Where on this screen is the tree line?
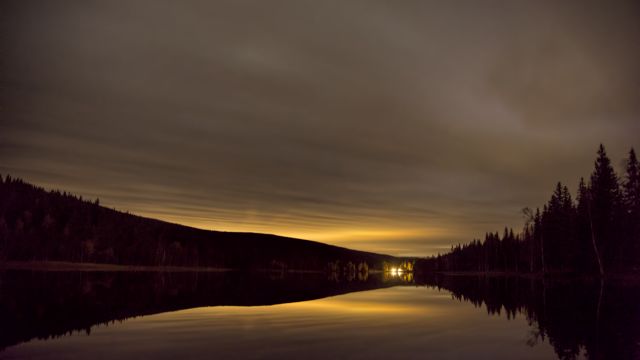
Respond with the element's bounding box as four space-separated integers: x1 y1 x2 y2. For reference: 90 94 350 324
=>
416 145 640 276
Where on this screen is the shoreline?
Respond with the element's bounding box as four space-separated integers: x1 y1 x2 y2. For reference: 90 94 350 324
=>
427 270 640 283
0 261 337 274
1 261 235 272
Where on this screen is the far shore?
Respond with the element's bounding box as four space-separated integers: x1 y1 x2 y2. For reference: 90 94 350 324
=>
0 261 241 272
0 261 339 273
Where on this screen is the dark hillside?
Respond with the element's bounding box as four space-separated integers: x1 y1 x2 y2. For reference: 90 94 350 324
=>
0 175 397 271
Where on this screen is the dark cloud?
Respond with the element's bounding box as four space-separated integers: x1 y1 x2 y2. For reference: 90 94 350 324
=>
1 0 639 256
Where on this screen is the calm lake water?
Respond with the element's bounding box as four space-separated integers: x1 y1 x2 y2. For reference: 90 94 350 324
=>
0 271 638 359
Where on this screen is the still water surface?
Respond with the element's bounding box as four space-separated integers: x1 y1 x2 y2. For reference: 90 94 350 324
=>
0 271 637 359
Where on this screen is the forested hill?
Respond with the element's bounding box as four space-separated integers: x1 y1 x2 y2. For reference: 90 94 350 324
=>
416 145 640 276
0 175 397 271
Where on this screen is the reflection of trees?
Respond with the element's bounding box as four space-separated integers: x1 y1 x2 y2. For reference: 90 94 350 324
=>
383 271 414 283
326 261 373 282
417 274 640 360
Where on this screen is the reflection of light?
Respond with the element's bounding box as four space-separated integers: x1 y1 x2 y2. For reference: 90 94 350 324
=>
389 268 403 276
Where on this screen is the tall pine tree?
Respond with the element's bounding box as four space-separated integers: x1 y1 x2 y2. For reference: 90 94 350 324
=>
575 178 597 272
589 144 621 273
623 148 640 267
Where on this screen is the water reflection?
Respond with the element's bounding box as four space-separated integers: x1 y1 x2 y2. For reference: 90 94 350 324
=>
1 270 639 359
418 274 640 359
384 268 414 283
0 269 410 350
1 279 555 360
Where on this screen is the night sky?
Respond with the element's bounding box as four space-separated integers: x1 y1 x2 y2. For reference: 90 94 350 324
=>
1 1 639 256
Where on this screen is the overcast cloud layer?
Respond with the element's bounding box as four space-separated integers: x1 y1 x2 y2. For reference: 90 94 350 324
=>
1 0 639 256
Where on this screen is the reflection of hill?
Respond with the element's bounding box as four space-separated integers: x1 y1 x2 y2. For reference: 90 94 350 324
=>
0 270 411 350
416 274 640 360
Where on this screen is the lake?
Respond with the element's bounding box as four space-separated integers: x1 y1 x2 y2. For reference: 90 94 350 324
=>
0 270 638 359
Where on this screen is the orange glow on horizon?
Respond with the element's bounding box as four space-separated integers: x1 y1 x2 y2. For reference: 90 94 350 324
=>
129 209 446 256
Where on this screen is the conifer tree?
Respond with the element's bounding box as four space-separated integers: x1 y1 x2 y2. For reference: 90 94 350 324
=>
623 148 640 266
589 144 621 273
623 148 640 217
575 178 595 272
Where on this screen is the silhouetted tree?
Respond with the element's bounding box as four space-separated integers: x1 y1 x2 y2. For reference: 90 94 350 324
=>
623 148 640 267
575 178 597 273
541 182 576 272
589 144 622 273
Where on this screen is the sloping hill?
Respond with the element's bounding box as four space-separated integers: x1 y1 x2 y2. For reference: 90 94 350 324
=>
0 175 397 270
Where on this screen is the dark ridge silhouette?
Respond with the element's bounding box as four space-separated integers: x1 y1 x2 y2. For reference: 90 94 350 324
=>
0 269 413 350
416 274 640 360
416 145 640 276
0 175 405 271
